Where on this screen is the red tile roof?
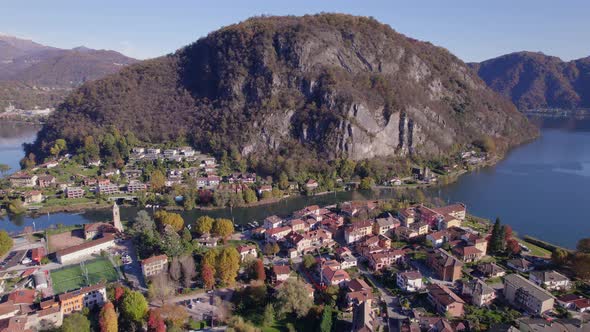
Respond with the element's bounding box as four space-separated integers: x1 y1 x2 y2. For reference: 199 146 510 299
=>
141 254 168 266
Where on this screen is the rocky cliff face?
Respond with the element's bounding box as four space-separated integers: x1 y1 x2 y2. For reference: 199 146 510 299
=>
471 51 590 110
33 14 537 161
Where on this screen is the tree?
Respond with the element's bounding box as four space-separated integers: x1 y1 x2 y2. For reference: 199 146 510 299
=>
20 152 36 169
552 248 570 266
133 210 155 236
0 164 10 178
319 306 333 332
182 227 192 242
169 257 182 282
577 238 590 254
243 188 258 204
263 303 275 327
212 218 234 240
148 273 175 305
263 243 275 257
217 247 240 286
503 225 514 241
278 172 289 190
201 262 215 289
276 279 313 318
272 243 280 257
302 254 316 270
489 218 504 254
150 170 166 193
50 138 67 158
0 231 13 257
179 254 197 288
61 313 90 332
160 303 189 328
359 177 375 190
195 216 214 235
114 286 125 304
99 302 118 332
155 210 184 232
147 308 166 332
572 253 590 280
121 290 148 323
254 259 266 281
161 226 184 257
82 136 100 162
506 238 521 255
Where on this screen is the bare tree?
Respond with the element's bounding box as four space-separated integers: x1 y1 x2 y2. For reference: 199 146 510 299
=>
179 254 197 288
169 257 182 282
148 273 175 305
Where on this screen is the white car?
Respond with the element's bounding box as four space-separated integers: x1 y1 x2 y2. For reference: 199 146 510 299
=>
21 258 31 265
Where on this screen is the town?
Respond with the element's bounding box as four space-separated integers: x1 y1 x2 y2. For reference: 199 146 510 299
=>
0 192 588 332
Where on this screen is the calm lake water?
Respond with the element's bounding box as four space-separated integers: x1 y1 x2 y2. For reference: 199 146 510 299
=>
0 119 588 248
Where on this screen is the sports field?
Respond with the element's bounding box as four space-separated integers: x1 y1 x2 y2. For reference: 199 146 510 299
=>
50 257 119 294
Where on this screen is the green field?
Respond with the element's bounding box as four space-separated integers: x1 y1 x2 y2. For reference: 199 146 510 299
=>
50 257 119 294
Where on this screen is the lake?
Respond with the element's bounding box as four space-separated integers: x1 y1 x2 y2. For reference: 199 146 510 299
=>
0 119 588 248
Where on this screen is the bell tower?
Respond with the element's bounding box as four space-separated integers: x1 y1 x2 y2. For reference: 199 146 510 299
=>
113 202 123 233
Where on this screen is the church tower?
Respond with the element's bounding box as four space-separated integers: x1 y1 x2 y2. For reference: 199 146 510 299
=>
112 202 123 233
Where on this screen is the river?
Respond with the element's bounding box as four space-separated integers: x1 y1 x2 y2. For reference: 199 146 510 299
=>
0 119 588 248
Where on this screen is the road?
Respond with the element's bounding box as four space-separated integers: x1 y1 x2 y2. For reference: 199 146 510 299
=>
358 267 407 332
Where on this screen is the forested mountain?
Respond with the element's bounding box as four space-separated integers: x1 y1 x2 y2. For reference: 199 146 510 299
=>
31 14 537 169
0 34 137 110
471 52 590 110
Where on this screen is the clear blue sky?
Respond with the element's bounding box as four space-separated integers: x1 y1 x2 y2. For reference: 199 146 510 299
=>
3 0 589 62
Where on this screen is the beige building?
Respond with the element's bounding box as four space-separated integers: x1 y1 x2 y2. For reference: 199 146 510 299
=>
56 234 116 264
141 254 168 278
504 274 555 314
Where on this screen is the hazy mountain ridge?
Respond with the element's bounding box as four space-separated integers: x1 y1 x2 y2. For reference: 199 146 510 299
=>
0 34 137 110
471 51 590 110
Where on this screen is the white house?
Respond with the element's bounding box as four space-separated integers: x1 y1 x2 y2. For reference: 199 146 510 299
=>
397 271 423 292
529 270 571 291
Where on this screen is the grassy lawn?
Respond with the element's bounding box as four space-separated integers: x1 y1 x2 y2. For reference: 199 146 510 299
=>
51 257 119 294
43 197 95 207
518 239 551 258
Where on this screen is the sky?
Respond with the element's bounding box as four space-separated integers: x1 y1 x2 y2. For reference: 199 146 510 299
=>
2 0 589 62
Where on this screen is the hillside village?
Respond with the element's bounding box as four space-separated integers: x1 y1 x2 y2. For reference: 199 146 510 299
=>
0 195 587 332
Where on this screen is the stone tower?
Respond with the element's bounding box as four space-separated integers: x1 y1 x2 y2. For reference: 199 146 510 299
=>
112 202 123 233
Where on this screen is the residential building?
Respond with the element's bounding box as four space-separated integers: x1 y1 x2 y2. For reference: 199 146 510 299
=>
236 245 257 262
272 265 290 282
23 191 43 204
344 220 374 244
264 226 291 242
426 231 448 248
126 180 147 193
462 279 496 306
337 250 358 270
305 179 319 191
476 262 506 279
529 270 571 291
83 222 116 240
397 270 424 292
141 255 168 278
427 284 465 318
507 258 534 273
398 207 417 227
368 250 404 271
351 299 377 332
321 266 350 286
257 185 272 195
285 229 334 254
9 173 37 187
427 249 464 282
503 274 555 314
55 234 116 264
97 183 119 195
434 203 467 221
59 284 107 315
65 186 85 199
346 278 373 308
37 175 56 188
557 294 590 312
288 218 308 232
452 245 484 263
373 214 400 235
263 215 283 229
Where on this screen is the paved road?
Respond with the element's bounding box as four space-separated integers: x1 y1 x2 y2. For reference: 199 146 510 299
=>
358 267 407 332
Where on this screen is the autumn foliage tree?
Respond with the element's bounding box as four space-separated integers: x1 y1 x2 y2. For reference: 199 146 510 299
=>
147 309 166 332
202 263 215 289
160 303 189 328
99 302 118 332
150 170 166 193
255 259 266 281
212 218 234 241
195 215 214 235
154 210 184 232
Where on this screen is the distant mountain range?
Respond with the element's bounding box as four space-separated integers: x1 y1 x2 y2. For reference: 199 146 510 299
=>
0 34 137 110
470 52 590 111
